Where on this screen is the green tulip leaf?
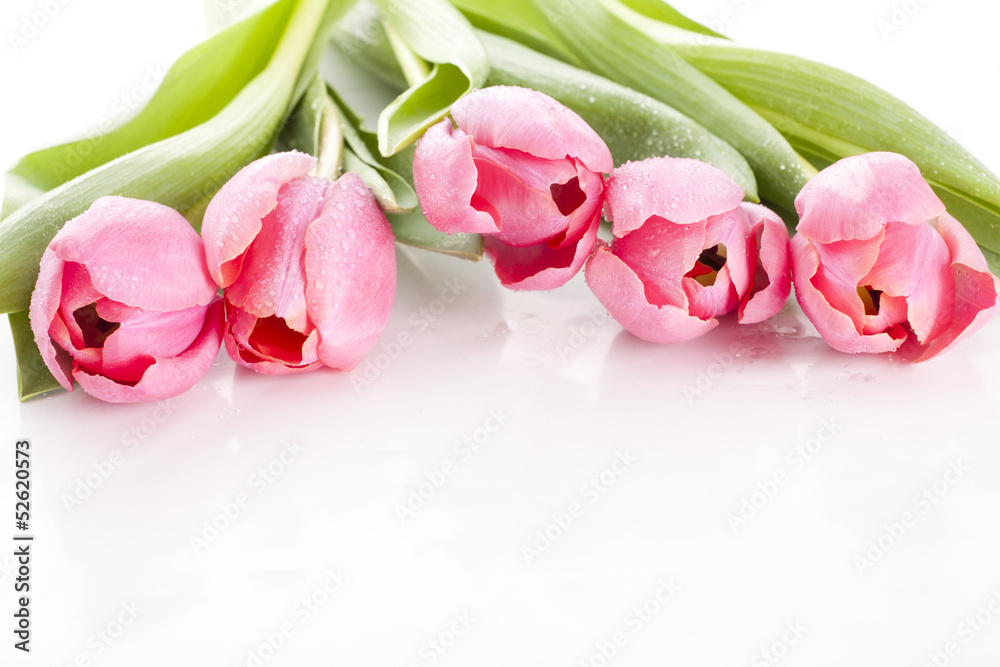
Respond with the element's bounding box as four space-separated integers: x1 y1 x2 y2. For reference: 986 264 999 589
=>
610 0 724 38
448 0 578 63
480 31 757 200
605 0 1000 259
0 0 350 316
519 0 814 212
372 0 488 156
3 0 299 214
387 208 484 261
8 311 61 401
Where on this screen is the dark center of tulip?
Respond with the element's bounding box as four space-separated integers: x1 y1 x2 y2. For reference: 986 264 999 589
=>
549 177 586 216
858 285 882 316
73 303 120 348
686 244 728 287
247 315 308 365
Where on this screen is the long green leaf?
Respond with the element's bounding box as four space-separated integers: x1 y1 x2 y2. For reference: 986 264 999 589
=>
479 31 757 200
331 2 409 91
0 0 344 317
612 0 724 38
695 49 1000 257
606 1 1000 259
2 0 298 214
372 0 488 156
8 312 61 400
519 0 814 211
448 0 580 63
983 248 1000 278
387 208 484 260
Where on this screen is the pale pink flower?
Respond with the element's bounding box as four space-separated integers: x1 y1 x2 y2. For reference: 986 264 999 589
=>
585 157 790 343
30 197 223 402
790 152 1000 360
201 152 397 374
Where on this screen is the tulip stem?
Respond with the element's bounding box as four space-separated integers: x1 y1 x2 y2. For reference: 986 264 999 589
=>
316 97 345 180
269 0 332 78
384 23 431 88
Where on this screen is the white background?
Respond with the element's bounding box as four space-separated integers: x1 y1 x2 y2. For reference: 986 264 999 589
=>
1 1 1000 665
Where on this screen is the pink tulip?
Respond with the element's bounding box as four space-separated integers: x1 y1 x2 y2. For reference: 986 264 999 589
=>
413 86 613 290
790 152 1000 360
201 152 397 374
29 197 224 403
585 158 791 343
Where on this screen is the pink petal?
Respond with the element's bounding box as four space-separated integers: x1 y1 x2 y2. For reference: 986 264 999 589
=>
58 262 104 350
225 177 326 333
557 163 607 249
305 172 397 371
99 304 210 385
202 151 316 287
908 213 1000 361
605 157 745 236
585 245 717 343
28 248 74 391
413 119 499 235
451 86 613 174
703 208 750 291
936 211 994 273
811 236 882 292
611 215 705 309
862 292 908 336
911 267 999 362
862 221 952 344
790 234 904 354
806 232 885 333
470 146 572 246
223 305 322 374
484 211 600 291
685 208 750 320
53 196 217 311
74 299 225 403
794 152 945 244
738 203 791 324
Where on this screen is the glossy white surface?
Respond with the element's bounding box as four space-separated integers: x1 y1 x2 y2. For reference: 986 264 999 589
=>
2 1 1000 665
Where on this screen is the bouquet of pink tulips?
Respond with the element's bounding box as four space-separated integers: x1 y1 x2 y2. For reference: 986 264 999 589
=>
1 0 998 403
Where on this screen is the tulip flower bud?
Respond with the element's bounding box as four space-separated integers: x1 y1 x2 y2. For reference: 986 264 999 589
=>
586 157 791 343
29 197 224 402
790 152 1000 360
202 151 397 374
414 85 613 290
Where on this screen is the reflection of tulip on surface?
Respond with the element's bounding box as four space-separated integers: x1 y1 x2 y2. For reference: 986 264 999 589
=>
586 157 791 344
414 85 613 290
30 197 224 402
790 152 1000 361
202 151 397 375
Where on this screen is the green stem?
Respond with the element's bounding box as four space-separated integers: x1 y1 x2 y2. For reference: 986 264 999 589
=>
270 0 334 75
316 98 345 179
